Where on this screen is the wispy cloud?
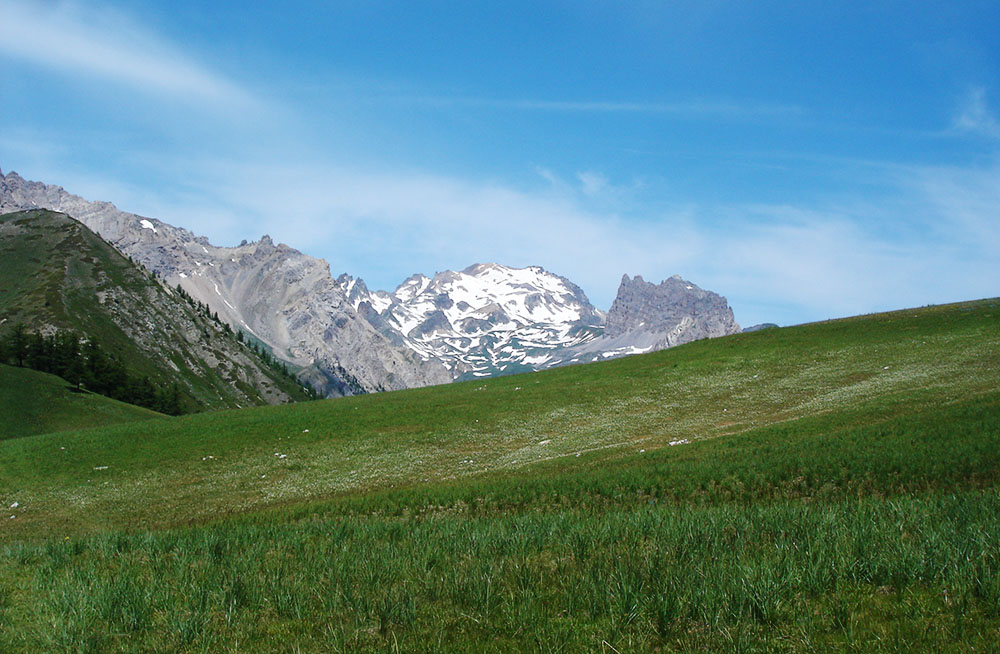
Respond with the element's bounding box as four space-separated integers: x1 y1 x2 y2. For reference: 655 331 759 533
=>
952 88 1000 140
0 1 253 106
410 95 804 119
903 160 1000 255
72 150 992 327
576 171 608 196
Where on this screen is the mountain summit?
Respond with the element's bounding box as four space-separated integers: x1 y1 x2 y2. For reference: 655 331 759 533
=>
339 263 605 380
605 274 741 345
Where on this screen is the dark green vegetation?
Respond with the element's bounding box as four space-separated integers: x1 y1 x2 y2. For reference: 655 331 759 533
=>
0 210 315 415
0 325 185 416
0 299 997 651
0 364 163 440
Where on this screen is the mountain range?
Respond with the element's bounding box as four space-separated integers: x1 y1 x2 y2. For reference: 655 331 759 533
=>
1 168 742 396
338 266 742 380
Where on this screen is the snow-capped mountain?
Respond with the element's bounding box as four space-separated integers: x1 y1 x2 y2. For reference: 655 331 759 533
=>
338 263 605 379
340 267 743 379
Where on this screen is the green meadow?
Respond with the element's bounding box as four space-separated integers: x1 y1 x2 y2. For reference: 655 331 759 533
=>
1 299 998 651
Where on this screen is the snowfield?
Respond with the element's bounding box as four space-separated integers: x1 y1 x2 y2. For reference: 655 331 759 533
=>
338 263 606 379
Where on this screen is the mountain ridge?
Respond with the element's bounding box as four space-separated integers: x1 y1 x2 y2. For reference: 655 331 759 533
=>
1 169 451 396
0 208 313 411
338 263 742 378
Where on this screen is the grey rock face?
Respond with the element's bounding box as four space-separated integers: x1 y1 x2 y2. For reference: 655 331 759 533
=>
544 274 741 366
1 169 450 396
605 274 741 347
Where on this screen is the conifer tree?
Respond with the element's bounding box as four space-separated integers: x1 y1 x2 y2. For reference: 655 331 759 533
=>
8 323 28 367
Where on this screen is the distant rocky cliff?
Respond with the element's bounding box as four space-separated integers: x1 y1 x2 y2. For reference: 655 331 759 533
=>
605 274 741 347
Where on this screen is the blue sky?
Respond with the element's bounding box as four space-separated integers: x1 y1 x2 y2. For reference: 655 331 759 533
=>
2 0 997 326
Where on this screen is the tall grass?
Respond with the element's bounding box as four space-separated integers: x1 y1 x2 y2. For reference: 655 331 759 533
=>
1 392 998 651
2 490 998 652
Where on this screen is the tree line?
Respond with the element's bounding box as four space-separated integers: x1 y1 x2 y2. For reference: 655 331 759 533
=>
0 324 185 415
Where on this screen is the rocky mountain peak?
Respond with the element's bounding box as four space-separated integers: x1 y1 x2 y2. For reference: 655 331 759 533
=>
337 263 608 379
605 273 740 345
461 262 496 275
395 273 432 302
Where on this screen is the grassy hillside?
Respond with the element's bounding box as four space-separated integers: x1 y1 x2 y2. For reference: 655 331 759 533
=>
0 209 315 411
0 364 164 440
0 299 997 651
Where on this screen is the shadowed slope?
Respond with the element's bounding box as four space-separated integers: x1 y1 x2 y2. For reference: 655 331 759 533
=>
0 364 164 440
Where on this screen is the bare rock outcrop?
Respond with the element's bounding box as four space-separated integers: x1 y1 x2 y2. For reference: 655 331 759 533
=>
605 274 741 347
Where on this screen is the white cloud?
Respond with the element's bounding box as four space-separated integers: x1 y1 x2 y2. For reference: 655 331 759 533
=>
576 171 608 196
105 153 996 328
7 121 996 328
904 161 1000 255
0 1 253 106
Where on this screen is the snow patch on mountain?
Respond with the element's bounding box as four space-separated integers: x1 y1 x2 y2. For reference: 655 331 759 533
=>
338 263 606 379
